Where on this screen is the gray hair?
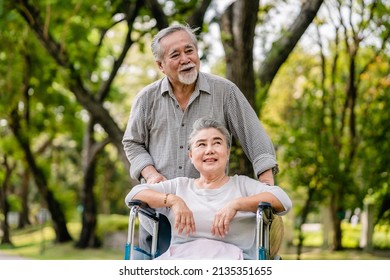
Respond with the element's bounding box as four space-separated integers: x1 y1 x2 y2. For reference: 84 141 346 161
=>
151 24 199 61
188 118 232 150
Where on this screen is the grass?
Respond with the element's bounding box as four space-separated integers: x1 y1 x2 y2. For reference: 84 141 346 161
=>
280 221 390 260
281 248 390 260
0 215 127 260
1 216 389 260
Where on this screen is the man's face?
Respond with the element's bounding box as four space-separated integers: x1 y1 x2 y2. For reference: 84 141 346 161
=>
157 30 200 86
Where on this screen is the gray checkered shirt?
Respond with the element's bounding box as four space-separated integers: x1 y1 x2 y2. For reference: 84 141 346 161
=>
122 72 278 181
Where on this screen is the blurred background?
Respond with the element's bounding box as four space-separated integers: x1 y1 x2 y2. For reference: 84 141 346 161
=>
0 0 389 260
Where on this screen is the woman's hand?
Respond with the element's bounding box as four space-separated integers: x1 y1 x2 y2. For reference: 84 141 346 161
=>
170 196 196 236
211 201 238 238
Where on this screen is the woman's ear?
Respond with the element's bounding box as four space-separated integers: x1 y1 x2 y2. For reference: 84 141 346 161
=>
188 150 193 163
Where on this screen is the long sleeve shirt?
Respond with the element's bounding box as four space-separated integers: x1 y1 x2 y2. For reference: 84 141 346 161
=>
122 72 278 181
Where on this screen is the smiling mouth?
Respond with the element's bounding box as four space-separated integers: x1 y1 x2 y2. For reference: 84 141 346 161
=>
181 67 193 73
203 158 217 162
180 63 195 72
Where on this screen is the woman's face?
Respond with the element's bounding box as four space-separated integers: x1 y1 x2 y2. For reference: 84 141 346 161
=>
188 128 230 176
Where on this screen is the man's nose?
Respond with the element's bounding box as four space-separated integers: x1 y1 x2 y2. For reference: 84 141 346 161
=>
179 53 191 63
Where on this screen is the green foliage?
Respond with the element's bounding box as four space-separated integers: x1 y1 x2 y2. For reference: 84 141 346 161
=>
6 194 22 212
292 221 390 250
268 0 390 234
1 0 388 252
97 214 129 235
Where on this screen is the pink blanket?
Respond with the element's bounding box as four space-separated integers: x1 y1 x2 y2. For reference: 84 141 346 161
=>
156 238 243 260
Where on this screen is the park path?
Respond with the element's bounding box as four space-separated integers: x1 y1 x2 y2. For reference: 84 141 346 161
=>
0 250 29 260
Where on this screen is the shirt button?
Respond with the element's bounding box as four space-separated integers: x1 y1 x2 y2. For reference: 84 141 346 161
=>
181 123 184 127
179 166 182 169
180 146 183 149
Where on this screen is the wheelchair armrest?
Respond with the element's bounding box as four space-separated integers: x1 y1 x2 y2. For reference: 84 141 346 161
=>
127 199 159 222
257 201 284 260
258 201 274 223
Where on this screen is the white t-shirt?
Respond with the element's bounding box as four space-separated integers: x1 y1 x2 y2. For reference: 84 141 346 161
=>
126 175 291 259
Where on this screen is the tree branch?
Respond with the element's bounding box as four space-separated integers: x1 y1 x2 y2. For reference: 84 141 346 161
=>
258 0 324 86
97 0 143 101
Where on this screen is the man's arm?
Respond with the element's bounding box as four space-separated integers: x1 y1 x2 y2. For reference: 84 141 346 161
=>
225 84 279 179
122 93 155 181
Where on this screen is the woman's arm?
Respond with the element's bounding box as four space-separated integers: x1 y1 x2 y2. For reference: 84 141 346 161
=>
211 192 285 238
132 189 171 209
229 192 286 213
133 189 196 236
211 182 292 238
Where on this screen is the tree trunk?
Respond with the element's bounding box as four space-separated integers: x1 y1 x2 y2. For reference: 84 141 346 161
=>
258 0 324 87
219 0 259 106
9 109 72 243
19 168 31 228
296 186 316 259
76 119 109 248
219 0 260 177
257 0 324 115
330 190 343 250
75 159 99 248
218 0 324 177
0 156 14 245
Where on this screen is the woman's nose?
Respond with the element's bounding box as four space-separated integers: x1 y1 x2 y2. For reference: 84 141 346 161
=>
205 144 214 154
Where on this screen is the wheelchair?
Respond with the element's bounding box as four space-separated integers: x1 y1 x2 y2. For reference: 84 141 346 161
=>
124 199 283 260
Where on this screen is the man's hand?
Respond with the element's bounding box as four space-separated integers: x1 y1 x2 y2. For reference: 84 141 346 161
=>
258 168 274 186
141 165 167 184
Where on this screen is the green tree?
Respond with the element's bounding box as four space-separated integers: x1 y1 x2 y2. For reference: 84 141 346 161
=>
2 0 324 250
272 0 390 255
219 0 324 176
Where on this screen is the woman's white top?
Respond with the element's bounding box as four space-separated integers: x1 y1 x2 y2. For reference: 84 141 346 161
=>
126 175 292 259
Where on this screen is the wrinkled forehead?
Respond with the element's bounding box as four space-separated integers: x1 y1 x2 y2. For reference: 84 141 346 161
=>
160 31 196 50
193 128 225 142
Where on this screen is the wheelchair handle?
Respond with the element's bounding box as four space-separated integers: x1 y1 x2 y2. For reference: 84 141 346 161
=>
128 199 154 210
128 199 159 222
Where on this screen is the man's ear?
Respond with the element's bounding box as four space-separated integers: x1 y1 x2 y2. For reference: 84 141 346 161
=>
156 61 164 72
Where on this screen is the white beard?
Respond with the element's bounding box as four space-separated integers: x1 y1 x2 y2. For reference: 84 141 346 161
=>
179 68 198 85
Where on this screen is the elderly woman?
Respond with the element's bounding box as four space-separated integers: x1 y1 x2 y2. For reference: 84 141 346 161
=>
125 118 292 259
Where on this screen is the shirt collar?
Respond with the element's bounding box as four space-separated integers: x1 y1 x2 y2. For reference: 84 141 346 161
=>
160 72 212 96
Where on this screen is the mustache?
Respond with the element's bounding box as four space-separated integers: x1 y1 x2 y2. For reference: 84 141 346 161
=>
179 63 196 71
